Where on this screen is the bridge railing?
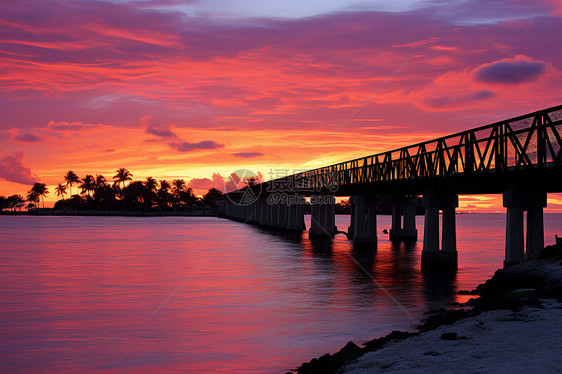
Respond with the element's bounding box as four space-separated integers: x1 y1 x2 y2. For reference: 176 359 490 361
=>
236 105 562 195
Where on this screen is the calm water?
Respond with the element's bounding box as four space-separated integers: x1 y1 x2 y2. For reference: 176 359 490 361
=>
1 214 560 373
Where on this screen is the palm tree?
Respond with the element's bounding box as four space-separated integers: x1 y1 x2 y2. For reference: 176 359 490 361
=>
12 195 25 211
31 183 49 209
80 175 95 197
144 177 158 210
172 179 186 212
64 171 79 197
55 183 67 209
26 191 38 211
145 177 157 192
113 168 133 189
159 179 171 193
157 180 171 211
172 179 186 194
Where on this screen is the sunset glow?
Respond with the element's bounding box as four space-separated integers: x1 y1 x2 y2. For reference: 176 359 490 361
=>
1 0 561 210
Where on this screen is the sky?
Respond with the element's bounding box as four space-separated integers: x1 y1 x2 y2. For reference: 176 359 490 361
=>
1 0 562 211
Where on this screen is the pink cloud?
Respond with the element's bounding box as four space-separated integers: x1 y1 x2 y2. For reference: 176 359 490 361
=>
233 152 264 158
168 140 224 152
188 173 226 193
0 152 37 185
146 123 177 138
48 120 98 131
13 131 41 142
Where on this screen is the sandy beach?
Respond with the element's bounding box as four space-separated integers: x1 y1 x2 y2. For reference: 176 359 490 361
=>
294 243 562 374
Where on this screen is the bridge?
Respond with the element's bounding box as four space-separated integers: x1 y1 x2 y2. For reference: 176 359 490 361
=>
217 104 562 270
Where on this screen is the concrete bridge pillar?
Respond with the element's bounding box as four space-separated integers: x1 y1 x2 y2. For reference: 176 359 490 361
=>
236 204 242 220
257 199 267 225
248 204 256 223
276 204 288 228
251 202 259 224
352 194 377 247
216 200 226 217
287 202 305 232
503 190 547 266
270 203 280 227
389 196 418 240
309 196 336 238
263 202 272 226
225 200 231 218
347 195 354 237
421 192 458 270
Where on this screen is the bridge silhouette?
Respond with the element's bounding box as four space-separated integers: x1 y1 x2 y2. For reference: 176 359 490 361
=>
217 104 562 270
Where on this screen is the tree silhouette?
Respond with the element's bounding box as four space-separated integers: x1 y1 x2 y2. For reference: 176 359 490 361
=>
157 180 171 210
55 183 67 209
113 168 133 189
172 179 186 211
31 183 49 209
64 171 79 197
12 195 25 211
95 175 107 189
80 175 95 197
203 188 223 208
144 177 158 208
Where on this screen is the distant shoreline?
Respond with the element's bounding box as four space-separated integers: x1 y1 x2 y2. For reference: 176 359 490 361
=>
0 210 218 217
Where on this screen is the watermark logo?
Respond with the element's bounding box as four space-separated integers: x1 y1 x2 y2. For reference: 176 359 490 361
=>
224 169 262 206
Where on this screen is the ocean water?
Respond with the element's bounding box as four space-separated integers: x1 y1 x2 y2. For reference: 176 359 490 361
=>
0 214 560 373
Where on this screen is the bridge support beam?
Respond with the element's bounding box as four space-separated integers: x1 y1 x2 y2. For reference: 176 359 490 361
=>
270 203 280 227
287 202 305 232
421 192 458 270
347 195 355 238
389 196 418 240
257 199 267 226
262 202 272 226
503 190 547 266
249 203 258 224
309 196 336 238
352 194 377 247
276 204 288 229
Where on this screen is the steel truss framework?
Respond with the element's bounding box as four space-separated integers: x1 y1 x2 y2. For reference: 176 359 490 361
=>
230 105 562 198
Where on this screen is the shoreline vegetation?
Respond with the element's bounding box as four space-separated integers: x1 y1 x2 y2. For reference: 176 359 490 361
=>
291 241 562 374
0 168 224 214
0 209 217 216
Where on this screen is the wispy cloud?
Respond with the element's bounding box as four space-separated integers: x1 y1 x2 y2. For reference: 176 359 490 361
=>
168 140 224 152
233 152 264 158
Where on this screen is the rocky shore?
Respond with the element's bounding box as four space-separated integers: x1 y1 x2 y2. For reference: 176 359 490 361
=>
289 242 562 374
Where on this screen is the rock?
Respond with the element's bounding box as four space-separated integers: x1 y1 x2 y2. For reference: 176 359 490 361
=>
441 332 457 340
363 330 416 351
424 351 440 356
538 244 562 260
418 309 470 332
457 289 479 295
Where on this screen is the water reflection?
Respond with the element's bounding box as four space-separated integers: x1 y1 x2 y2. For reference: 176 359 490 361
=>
422 270 458 309
1 214 560 374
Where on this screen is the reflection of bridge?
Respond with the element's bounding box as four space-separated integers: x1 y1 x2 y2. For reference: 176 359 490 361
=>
217 105 562 270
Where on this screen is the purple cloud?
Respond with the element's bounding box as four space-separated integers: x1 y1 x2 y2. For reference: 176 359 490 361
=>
168 140 224 152
424 90 494 109
14 131 41 142
48 120 97 131
146 123 177 138
0 152 37 185
475 59 545 84
233 152 264 158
